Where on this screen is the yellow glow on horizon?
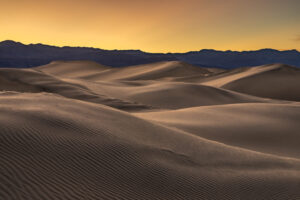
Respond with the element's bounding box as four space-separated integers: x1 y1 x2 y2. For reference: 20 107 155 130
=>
1 0 299 53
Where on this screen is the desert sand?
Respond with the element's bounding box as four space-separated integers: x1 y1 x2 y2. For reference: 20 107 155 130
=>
1 61 300 199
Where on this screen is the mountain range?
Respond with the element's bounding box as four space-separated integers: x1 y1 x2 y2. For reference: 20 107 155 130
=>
1 40 300 68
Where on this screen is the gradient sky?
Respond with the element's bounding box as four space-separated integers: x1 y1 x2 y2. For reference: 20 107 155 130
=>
1 0 299 52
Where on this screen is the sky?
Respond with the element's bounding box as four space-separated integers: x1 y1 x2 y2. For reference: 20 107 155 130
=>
0 0 299 53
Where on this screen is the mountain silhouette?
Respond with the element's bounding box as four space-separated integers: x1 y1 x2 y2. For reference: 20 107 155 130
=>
0 40 299 68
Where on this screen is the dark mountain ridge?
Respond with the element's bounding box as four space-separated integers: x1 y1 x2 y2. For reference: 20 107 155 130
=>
1 40 300 68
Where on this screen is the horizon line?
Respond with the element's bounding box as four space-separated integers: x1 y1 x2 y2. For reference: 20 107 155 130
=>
1 39 300 54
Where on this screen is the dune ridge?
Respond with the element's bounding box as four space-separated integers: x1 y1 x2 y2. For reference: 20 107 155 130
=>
1 61 300 199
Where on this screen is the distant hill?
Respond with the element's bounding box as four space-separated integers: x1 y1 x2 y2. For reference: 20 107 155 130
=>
175 49 300 68
1 40 300 68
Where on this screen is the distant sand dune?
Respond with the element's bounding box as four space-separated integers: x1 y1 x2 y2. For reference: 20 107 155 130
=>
201 64 280 87
112 82 278 109
73 61 214 81
36 60 109 78
1 61 300 199
60 78 280 109
222 64 300 101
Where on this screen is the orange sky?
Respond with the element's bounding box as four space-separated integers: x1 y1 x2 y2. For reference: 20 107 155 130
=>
0 0 299 52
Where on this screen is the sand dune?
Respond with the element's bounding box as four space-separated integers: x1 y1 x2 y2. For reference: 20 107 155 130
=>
201 64 278 87
135 103 300 158
1 60 300 199
222 64 300 101
200 63 300 101
74 61 214 81
60 77 280 110
0 68 152 111
110 82 278 109
36 60 109 78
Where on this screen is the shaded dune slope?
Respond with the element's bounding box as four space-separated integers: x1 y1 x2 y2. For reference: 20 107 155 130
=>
0 93 300 200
